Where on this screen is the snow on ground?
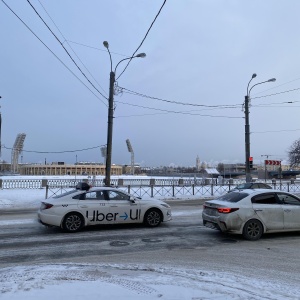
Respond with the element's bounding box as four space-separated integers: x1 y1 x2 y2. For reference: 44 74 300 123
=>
1 263 299 300
1 186 299 299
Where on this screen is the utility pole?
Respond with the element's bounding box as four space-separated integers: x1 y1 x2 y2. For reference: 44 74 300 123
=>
244 74 276 183
103 41 146 187
104 70 115 187
244 94 251 183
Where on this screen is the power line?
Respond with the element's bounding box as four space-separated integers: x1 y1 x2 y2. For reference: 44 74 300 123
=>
26 0 108 101
3 145 104 154
252 128 300 134
1 0 107 105
117 0 167 80
120 86 241 108
37 0 107 96
67 40 129 57
115 100 243 119
251 87 300 100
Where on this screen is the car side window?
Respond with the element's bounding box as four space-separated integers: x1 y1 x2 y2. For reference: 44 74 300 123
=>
73 193 86 200
252 184 260 189
277 193 300 205
85 191 107 200
108 191 130 201
252 193 278 204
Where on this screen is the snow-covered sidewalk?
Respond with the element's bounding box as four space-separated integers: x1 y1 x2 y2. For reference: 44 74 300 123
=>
1 263 298 300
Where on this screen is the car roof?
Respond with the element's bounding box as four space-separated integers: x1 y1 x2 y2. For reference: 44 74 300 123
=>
231 188 288 195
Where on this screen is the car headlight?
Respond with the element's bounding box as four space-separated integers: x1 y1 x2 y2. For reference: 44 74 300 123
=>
160 203 170 208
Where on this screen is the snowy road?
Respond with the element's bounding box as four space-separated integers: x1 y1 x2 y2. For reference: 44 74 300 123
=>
1 199 300 299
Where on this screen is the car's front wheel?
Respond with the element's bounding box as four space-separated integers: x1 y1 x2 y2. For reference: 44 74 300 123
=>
62 213 84 233
144 209 162 227
242 219 263 241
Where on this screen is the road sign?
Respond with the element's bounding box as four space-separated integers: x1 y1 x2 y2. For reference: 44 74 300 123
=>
265 160 281 166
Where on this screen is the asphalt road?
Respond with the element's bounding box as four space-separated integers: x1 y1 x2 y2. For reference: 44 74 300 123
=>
1 199 300 289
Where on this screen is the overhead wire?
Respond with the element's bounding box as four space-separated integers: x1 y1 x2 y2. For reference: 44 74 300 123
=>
67 40 129 58
251 87 300 100
115 100 243 119
37 0 107 96
116 0 167 80
26 0 108 102
1 0 107 105
120 86 241 108
3 145 105 154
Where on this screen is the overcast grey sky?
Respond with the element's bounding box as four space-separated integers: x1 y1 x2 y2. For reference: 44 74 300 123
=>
1 0 300 167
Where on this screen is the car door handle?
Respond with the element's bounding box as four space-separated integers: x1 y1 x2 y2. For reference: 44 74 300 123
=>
79 205 88 208
254 209 263 212
110 205 118 207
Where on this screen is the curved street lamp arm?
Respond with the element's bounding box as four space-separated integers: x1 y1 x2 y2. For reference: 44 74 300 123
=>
114 57 132 74
107 48 113 73
114 53 146 75
248 79 276 97
247 73 257 97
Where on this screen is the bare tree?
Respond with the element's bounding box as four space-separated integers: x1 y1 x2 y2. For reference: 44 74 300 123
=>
288 139 300 167
217 163 224 173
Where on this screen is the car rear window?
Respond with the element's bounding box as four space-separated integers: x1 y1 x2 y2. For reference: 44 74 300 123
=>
215 192 248 203
53 190 78 199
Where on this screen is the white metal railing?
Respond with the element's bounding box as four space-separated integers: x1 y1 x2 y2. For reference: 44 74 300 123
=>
1 178 300 198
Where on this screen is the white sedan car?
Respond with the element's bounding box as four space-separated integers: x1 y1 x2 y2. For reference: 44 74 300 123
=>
202 189 300 240
38 182 172 232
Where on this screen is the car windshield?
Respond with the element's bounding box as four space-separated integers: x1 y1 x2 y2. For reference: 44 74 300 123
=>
215 192 248 203
53 189 78 199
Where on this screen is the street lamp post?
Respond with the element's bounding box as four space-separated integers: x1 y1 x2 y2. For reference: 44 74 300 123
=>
244 74 276 183
103 41 146 186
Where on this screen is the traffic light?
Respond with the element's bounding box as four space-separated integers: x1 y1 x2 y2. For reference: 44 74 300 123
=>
249 157 253 169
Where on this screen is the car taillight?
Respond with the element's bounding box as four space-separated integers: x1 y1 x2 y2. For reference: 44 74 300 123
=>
40 202 53 210
217 207 239 214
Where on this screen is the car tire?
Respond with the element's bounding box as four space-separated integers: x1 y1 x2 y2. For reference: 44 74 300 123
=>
144 209 162 227
242 219 263 241
62 213 84 233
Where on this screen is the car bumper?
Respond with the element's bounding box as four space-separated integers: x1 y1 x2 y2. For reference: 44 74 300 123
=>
202 212 243 234
164 209 172 222
38 210 62 227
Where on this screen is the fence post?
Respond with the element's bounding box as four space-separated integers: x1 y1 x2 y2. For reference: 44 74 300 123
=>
172 185 175 197
45 185 49 199
42 179 48 188
128 185 130 194
287 183 290 192
192 184 195 195
211 182 214 196
0 179 2 189
151 185 154 198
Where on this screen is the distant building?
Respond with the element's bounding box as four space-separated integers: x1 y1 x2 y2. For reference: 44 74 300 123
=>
19 162 122 176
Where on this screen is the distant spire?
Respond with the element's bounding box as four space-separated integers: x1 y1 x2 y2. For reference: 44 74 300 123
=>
196 155 200 171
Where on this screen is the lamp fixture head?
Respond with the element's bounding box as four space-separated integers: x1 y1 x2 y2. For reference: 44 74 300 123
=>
268 78 276 82
136 53 146 58
103 41 109 49
252 73 257 79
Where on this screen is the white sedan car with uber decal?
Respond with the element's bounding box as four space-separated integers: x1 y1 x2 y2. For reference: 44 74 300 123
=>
38 182 172 232
202 189 300 240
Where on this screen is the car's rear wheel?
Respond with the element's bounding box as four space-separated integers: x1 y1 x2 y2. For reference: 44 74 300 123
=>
144 209 162 227
62 213 84 233
242 219 263 241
